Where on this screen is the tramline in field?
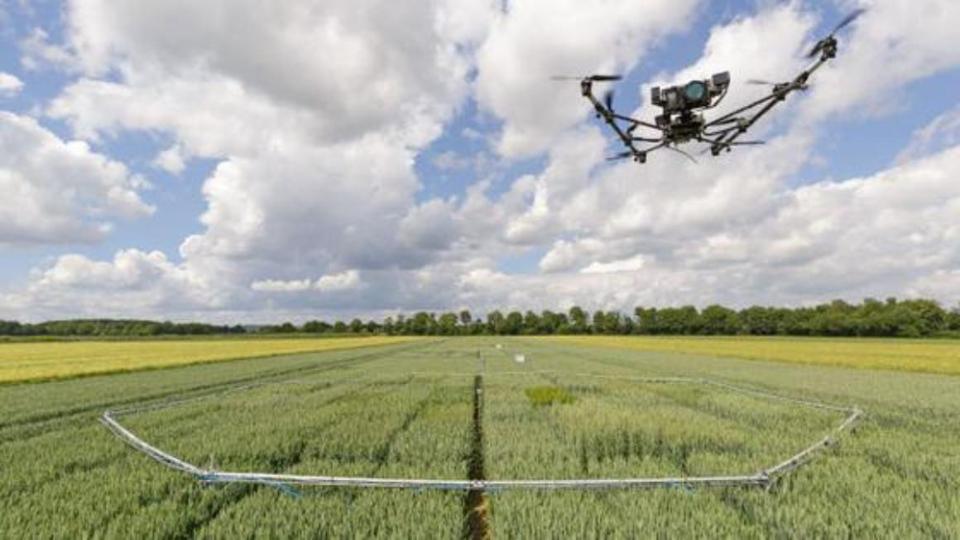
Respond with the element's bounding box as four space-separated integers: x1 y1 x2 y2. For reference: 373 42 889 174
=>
100 353 863 494
4 338 958 537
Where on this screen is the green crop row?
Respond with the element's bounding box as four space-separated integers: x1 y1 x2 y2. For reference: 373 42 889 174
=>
1 337 958 537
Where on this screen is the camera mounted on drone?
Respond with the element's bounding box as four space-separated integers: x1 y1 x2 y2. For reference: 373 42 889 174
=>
552 9 865 164
652 72 730 115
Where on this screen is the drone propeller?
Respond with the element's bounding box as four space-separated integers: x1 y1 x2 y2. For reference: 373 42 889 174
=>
667 146 698 164
550 74 623 82
702 140 766 155
807 8 866 58
603 89 615 111
606 151 634 161
747 79 808 94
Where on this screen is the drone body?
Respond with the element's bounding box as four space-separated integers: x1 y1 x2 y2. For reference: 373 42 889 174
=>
556 9 865 164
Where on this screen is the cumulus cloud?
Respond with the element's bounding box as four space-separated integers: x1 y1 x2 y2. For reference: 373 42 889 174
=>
0 111 153 245
250 279 314 293
19 28 75 71
3 0 960 321
896 105 960 164
251 271 362 293
0 72 23 97
152 144 187 175
800 0 960 122
50 0 494 148
1 250 207 320
315 270 363 292
475 0 701 157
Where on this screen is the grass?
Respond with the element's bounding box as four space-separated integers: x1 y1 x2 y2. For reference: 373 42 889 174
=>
1 337 957 536
524 386 576 406
0 336 420 383
537 335 960 375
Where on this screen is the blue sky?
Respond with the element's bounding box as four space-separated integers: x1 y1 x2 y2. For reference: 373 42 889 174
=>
1 0 958 322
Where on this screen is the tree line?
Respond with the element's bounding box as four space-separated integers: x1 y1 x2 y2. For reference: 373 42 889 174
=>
2 298 958 339
0 319 246 337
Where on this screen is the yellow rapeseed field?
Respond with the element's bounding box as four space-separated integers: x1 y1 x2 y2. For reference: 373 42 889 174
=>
0 337 420 383
537 335 960 375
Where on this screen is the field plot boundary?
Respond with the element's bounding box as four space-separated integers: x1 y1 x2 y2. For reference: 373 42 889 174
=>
101 374 862 492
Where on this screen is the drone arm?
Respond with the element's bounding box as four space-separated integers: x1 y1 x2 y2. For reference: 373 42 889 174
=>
581 78 653 160
704 93 781 129
704 50 837 153
612 114 663 133
709 99 781 151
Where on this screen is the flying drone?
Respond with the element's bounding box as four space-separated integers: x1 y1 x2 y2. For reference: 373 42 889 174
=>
553 9 866 164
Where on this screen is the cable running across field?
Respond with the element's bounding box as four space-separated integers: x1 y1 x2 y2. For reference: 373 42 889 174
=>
100 352 863 492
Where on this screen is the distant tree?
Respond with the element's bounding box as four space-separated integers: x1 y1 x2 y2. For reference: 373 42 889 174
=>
276 322 298 333
591 311 605 334
347 319 363 333
410 312 432 335
740 306 779 335
304 320 330 333
948 305 960 331
538 310 562 334
602 311 622 335
701 305 740 335
1 298 956 339
504 312 524 335
438 312 460 335
634 307 657 334
486 311 505 335
620 316 634 335
656 306 700 334
568 306 588 334
523 311 540 335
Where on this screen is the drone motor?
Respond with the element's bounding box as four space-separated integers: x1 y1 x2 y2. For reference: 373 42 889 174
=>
552 9 865 164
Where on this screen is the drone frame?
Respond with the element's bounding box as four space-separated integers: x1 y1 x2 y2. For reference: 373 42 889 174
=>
580 32 846 164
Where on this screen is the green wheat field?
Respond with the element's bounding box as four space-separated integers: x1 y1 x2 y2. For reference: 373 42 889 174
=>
1 337 957 537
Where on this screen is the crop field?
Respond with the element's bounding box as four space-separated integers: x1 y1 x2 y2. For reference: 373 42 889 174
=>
1 337 958 537
542 335 960 375
0 336 419 383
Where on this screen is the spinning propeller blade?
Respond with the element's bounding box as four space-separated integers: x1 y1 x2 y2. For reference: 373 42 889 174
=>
550 74 623 82
702 140 766 155
603 90 615 111
589 74 623 82
808 8 866 58
667 146 698 164
606 151 634 161
832 7 867 35
746 79 778 86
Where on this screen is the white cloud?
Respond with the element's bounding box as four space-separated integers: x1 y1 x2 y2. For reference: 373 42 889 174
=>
4 0 960 322
250 279 313 293
474 0 701 157
0 111 153 245
314 270 362 292
581 254 647 274
896 105 960 164
50 0 493 148
0 72 23 97
1 250 208 320
431 150 471 172
19 28 76 71
152 144 187 175
801 0 960 122
251 271 364 294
